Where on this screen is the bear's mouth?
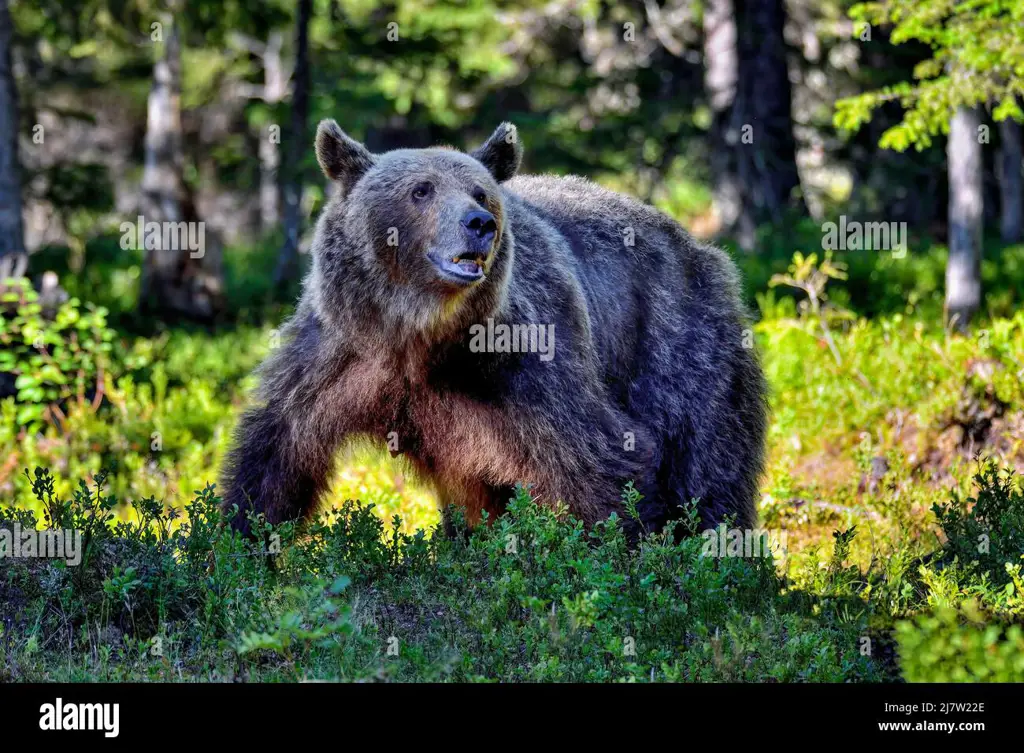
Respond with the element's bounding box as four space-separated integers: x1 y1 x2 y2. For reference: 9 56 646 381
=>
427 249 488 285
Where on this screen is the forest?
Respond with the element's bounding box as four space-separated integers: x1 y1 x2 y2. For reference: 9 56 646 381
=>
0 0 1023 685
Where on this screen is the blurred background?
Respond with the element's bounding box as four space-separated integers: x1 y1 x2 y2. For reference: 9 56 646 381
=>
0 0 1022 547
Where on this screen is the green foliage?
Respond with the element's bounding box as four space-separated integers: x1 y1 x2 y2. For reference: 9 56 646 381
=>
0 278 115 431
2 321 269 512
757 252 1024 459
835 0 1024 150
4 460 1023 682
235 576 355 673
29 237 143 323
933 462 1024 585
897 603 1024 682
740 230 1024 322
769 251 855 364
0 470 885 682
220 235 302 323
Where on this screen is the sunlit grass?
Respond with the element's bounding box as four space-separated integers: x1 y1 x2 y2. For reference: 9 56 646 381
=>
329 447 440 534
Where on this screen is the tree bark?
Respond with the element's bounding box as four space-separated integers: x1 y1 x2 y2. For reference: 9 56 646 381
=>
703 0 804 251
259 123 281 231
0 0 24 259
997 116 1022 243
945 106 984 331
141 21 185 228
139 17 222 322
260 31 287 232
274 0 312 290
703 0 756 248
736 0 805 226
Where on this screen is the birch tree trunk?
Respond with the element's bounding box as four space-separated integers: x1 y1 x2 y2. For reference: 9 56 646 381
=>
259 31 288 232
945 106 984 331
139 17 223 321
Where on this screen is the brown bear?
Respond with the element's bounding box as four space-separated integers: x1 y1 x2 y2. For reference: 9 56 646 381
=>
221 120 768 538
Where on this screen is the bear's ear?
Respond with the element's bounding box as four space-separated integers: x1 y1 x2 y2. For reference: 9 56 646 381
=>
470 122 522 183
315 119 376 192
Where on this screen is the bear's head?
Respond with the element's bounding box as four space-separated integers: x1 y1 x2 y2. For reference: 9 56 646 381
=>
310 121 522 338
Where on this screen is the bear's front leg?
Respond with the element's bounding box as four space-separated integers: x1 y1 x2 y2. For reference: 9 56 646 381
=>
220 403 339 534
220 311 360 534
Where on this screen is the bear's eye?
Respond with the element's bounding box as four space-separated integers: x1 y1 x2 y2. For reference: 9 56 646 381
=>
472 188 487 205
411 182 433 201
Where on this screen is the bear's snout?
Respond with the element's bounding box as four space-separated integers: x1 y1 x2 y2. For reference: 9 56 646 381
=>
461 210 497 249
424 207 497 287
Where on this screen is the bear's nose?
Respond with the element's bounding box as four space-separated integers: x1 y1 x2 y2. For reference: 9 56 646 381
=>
461 210 497 242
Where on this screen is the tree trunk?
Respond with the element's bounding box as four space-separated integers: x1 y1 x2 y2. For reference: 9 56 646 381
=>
703 0 804 251
259 124 281 231
703 0 756 249
0 0 24 260
736 0 805 227
259 31 287 232
274 0 312 290
997 116 1022 243
945 106 984 331
139 17 222 322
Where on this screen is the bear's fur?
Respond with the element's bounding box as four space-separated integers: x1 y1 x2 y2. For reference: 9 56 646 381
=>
221 121 768 537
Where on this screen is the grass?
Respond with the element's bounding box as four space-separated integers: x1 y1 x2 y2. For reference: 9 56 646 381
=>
2 460 1022 682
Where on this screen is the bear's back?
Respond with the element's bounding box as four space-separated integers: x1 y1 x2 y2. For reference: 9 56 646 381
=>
503 175 674 256
497 174 748 406
502 173 742 312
